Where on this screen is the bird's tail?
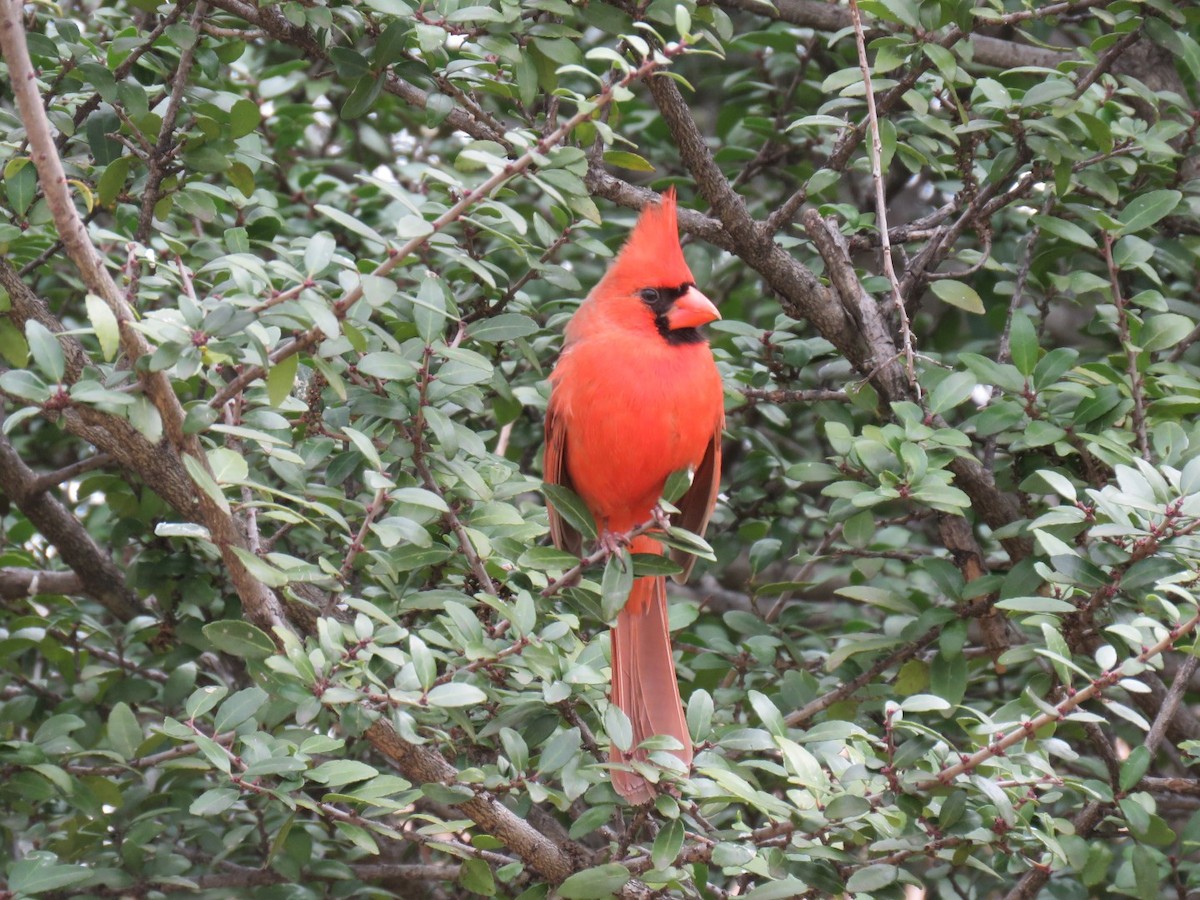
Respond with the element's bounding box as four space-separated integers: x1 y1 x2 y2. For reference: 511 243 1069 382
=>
609 536 692 804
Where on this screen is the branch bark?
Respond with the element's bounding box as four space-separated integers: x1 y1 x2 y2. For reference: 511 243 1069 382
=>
720 0 1076 70
0 430 140 620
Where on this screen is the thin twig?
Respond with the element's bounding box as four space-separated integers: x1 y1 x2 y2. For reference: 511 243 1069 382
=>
849 0 916 387
741 387 849 404
540 520 658 599
918 608 1200 789
1102 230 1150 461
27 453 113 495
137 1 209 242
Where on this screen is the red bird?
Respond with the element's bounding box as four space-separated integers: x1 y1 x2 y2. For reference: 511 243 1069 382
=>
545 188 724 803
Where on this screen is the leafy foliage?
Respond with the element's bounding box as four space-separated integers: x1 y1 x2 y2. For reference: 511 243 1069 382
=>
1 0 1200 898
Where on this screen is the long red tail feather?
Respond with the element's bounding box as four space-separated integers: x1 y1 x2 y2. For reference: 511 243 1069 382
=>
609 556 692 804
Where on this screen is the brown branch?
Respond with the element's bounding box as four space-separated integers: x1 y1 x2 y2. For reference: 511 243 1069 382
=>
363 720 593 886
721 0 1078 69
918 608 1200 789
1103 230 1151 461
0 429 141 621
27 453 113 495
585 169 736 252
136 0 209 243
1144 656 1199 757
1072 22 1143 98
740 388 849 404
0 258 89 382
194 863 461 890
849 0 916 387
0 568 82 600
66 731 237 777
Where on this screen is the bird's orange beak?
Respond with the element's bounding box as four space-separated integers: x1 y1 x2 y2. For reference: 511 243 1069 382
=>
666 286 721 330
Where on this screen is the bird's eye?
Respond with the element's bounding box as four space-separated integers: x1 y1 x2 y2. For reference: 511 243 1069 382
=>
639 288 660 304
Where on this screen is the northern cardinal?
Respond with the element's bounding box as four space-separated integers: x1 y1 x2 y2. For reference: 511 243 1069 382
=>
544 188 724 803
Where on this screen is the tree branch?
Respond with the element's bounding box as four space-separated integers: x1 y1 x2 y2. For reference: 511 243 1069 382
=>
0 429 141 621
719 0 1077 70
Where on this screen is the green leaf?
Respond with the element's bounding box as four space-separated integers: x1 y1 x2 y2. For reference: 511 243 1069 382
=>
213 686 269 732
25 320 66 383
391 486 450 514
541 483 597 542
600 547 635 621
556 863 631 899
1032 214 1097 248
1140 313 1193 352
314 204 388 246
928 370 978 415
185 686 228 719
651 818 684 870
268 352 299 407
358 351 420 380
229 97 262 138
231 546 289 587
309 759 380 786
824 794 871 819
335 821 379 854
208 447 249 483
107 702 142 760
602 150 655 172
342 72 384 120
190 787 240 815
537 727 581 774
1008 312 1038 377
7 855 94 894
342 426 383 471
414 275 448 344
995 596 1076 614
128 396 163 443
467 313 539 343
687 689 714 741
929 279 984 314
426 682 487 707
0 317 30 368
743 879 811 900
85 293 120 362
1117 189 1181 235
846 864 900 892
659 525 717 562
459 858 496 896
4 157 36 216
202 620 276 659
1119 745 1151 792
183 453 230 513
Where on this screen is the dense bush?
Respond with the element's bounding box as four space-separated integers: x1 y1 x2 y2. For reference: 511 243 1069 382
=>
1 0 1200 897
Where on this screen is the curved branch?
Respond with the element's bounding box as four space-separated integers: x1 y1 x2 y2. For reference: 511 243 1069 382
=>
0 431 141 621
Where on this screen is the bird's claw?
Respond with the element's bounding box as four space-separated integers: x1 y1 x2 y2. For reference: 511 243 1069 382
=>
650 506 674 533
597 530 629 558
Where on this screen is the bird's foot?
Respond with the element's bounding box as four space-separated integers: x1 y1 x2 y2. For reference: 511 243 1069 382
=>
650 505 674 533
596 530 629 558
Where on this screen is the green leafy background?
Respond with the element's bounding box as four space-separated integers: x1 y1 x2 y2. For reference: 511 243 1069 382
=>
1 0 1200 897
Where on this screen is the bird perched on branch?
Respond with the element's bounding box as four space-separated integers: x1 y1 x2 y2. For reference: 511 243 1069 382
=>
544 188 724 803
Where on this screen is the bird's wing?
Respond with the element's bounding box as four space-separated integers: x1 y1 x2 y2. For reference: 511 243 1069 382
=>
669 420 723 583
544 395 584 558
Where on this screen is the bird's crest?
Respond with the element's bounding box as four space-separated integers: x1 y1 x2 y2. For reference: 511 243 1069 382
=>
599 188 694 295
